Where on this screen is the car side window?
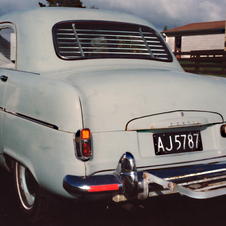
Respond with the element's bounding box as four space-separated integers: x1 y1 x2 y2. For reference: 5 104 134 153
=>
0 27 16 69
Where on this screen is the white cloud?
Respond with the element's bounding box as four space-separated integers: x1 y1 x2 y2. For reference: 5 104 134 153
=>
83 0 225 30
0 0 225 31
0 0 45 15
198 1 224 21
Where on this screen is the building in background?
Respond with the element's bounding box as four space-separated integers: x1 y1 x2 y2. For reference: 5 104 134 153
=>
164 20 226 53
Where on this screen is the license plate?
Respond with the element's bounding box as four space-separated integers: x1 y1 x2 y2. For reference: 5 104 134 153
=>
153 130 203 155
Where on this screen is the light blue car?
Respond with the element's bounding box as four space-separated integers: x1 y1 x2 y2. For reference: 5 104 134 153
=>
1 7 226 223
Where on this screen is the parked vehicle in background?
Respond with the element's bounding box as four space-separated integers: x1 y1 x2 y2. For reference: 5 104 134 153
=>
1 7 226 223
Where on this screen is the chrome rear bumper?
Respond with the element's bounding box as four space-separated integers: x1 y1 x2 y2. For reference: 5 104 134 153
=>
63 152 226 201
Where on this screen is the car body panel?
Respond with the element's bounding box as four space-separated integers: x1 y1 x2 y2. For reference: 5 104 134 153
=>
3 111 85 197
1 69 83 132
64 68 226 132
87 123 226 175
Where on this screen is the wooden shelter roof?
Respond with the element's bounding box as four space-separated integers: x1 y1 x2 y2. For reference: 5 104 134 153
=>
164 21 225 36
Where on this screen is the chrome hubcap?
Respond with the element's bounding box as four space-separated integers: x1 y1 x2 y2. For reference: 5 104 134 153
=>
15 162 36 210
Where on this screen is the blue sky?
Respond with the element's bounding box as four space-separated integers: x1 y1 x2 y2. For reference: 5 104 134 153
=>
0 0 225 31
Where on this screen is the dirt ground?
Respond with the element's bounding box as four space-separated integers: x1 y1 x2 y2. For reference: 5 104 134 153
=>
1 168 226 226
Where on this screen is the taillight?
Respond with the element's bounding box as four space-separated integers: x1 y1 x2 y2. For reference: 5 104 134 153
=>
75 128 92 161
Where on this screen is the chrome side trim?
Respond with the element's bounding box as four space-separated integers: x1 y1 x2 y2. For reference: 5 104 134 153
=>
0 107 58 130
164 167 226 181
126 109 224 131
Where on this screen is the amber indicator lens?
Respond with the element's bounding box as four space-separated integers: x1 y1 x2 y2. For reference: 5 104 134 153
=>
81 129 90 140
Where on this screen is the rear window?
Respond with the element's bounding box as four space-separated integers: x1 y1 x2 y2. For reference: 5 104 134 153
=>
53 21 173 62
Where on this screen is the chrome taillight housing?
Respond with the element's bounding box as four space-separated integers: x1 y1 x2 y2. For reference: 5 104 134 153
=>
75 128 92 161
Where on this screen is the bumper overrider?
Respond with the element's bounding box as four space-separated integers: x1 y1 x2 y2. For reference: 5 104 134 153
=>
63 152 226 202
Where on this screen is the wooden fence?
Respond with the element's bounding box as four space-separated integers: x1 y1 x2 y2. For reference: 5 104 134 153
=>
174 49 226 76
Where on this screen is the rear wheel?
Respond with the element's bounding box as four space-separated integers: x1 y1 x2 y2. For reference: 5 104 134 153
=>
14 161 57 223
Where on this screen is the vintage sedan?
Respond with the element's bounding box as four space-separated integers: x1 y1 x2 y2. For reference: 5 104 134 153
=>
1 7 226 222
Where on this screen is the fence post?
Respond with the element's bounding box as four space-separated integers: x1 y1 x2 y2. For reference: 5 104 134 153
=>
224 21 226 74
195 54 200 73
223 52 226 74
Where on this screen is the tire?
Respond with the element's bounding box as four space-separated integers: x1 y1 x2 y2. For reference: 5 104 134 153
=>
14 161 58 223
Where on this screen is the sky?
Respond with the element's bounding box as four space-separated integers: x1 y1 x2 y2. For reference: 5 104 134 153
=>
0 0 225 31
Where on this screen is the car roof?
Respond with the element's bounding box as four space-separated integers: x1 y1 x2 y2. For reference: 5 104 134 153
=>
0 8 179 73
0 7 155 29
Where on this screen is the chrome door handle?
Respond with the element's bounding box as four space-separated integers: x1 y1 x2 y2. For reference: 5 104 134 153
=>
0 75 8 82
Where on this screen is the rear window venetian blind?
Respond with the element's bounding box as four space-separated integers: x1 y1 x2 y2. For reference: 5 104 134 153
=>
53 21 173 62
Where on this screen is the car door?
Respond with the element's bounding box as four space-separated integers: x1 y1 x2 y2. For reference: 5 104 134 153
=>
0 24 16 154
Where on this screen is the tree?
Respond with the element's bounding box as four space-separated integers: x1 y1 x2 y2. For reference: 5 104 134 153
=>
90 5 98 9
39 0 85 8
39 2 46 7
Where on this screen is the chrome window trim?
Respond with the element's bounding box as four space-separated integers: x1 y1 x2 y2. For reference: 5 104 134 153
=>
0 107 58 130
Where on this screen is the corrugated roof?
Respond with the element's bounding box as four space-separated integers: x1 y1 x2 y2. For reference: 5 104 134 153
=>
165 20 225 33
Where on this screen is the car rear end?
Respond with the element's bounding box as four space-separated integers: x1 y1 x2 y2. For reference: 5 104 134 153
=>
64 106 226 201
50 13 226 202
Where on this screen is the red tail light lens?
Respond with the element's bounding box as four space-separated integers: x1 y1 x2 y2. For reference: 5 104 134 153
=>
75 128 92 161
82 142 91 157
